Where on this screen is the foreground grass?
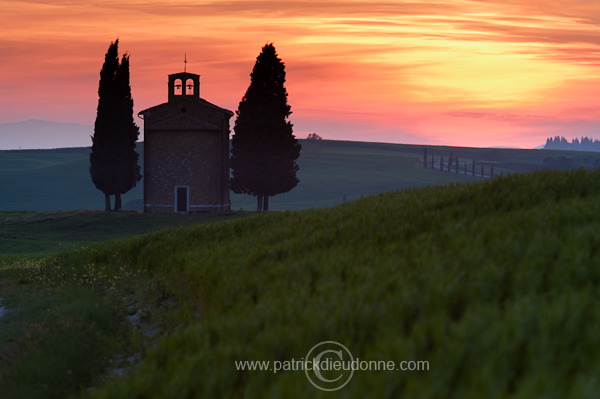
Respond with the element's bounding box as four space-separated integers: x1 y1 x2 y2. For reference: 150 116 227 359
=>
0 272 124 399
2 169 600 398
0 210 245 255
0 211 243 399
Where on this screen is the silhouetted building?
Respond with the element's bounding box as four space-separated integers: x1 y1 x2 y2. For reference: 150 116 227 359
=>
138 71 232 213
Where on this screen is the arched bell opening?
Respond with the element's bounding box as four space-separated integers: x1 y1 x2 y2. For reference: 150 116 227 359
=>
185 79 195 96
173 78 183 96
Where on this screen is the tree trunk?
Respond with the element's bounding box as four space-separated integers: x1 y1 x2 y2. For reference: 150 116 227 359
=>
104 194 111 212
114 193 122 211
256 194 263 212
263 195 269 212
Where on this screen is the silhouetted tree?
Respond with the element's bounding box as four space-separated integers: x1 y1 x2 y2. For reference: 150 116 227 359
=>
112 53 142 210
90 39 141 211
90 40 119 211
230 43 301 211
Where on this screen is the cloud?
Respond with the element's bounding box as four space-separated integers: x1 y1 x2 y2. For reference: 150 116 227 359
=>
447 111 544 121
3 0 600 148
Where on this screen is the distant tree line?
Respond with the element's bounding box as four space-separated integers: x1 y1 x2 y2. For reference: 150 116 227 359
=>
544 136 600 152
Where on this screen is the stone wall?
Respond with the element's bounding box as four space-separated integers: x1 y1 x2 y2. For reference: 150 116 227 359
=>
144 129 229 213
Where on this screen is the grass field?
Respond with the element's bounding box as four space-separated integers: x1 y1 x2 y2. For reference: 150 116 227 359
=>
2 139 599 211
1 169 600 398
0 211 244 255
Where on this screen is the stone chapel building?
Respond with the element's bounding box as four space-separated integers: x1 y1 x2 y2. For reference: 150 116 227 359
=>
138 71 233 213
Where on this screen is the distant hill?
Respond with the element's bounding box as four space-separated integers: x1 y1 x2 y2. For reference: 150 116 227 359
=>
0 120 93 150
2 140 600 212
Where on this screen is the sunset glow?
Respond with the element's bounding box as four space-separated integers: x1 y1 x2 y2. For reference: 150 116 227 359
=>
2 0 600 148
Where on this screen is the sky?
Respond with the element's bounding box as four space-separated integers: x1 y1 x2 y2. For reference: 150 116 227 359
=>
2 0 600 148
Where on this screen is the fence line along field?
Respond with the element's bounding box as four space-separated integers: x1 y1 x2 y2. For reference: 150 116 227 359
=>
1 169 600 398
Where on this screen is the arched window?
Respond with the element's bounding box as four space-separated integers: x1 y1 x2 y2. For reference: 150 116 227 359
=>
174 79 183 96
185 79 194 95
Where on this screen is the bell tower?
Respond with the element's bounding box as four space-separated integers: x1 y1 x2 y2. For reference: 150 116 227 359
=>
168 72 200 102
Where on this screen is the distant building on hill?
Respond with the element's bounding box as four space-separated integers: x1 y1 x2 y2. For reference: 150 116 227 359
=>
138 70 233 213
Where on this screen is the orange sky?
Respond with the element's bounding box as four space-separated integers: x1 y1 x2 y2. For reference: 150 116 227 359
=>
2 0 600 148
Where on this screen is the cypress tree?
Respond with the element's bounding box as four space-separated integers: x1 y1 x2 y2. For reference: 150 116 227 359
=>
112 53 142 210
230 43 301 211
90 40 119 211
90 40 141 211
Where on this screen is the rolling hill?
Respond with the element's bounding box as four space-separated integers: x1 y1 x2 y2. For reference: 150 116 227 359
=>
2 139 600 212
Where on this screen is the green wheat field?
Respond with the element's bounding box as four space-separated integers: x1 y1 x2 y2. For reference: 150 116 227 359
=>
1 141 600 398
